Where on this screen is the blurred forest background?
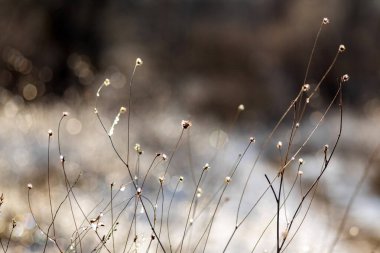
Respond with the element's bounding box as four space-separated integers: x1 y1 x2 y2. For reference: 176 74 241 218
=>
0 0 380 252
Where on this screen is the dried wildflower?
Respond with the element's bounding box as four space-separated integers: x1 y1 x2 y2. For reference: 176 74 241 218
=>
12 218 16 228
238 104 245 111
158 176 165 183
60 155 65 162
322 17 330 25
181 120 192 129
104 78 110 86
27 183 33 189
136 58 143 66
339 44 346 53
249 137 255 143
162 154 167 160
63 112 69 117
136 187 142 195
203 163 210 170
276 141 282 149
179 176 184 182
324 144 329 152
302 84 310 92
341 74 350 82
295 122 300 128
48 129 53 136
298 158 304 165
298 170 304 175
225 176 231 184
306 97 310 104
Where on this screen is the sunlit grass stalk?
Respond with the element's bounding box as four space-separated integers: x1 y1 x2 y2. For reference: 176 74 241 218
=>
178 163 209 253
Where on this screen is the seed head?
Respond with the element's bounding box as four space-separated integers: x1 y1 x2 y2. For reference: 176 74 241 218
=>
27 183 33 189
295 122 300 128
158 176 165 183
298 158 304 165
181 120 192 129
179 176 184 182
276 141 282 149
302 84 310 92
249 137 255 143
162 154 167 160
341 74 350 82
134 143 143 155
203 163 210 170
136 58 143 66
104 78 110 86
322 17 330 25
120 107 127 113
225 176 231 184
238 104 245 111
298 170 304 175
63 112 69 117
324 144 329 152
48 129 53 136
339 44 346 53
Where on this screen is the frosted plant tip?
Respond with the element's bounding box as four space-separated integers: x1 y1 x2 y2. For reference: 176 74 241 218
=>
322 17 330 25
339 44 346 53
181 120 192 129
249 137 255 143
136 58 143 66
225 176 231 183
120 107 127 113
63 112 69 116
27 183 33 189
203 163 210 170
238 104 245 111
276 141 282 149
48 129 53 136
299 158 304 165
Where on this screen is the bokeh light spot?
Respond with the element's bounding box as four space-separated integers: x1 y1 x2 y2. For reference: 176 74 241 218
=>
209 129 229 149
23 83 38 101
66 118 82 135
